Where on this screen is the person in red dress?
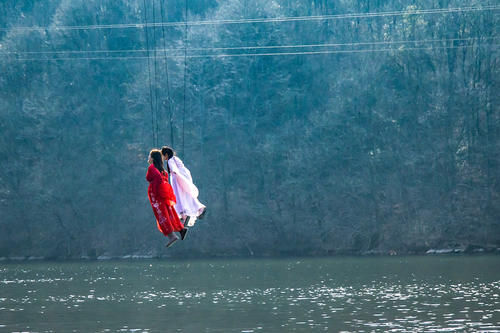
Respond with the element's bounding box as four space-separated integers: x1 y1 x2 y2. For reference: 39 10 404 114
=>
146 149 188 247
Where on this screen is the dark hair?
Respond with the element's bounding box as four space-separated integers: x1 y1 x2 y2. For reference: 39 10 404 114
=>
149 149 165 174
161 146 175 159
161 146 175 174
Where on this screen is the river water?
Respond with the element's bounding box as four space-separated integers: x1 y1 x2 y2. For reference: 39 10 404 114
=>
0 256 499 332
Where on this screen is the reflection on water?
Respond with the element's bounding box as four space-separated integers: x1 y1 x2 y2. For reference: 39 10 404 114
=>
0 256 499 332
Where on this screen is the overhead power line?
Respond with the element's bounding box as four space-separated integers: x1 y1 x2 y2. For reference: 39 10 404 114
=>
0 5 498 32
5 43 497 62
1 37 497 56
187 43 498 58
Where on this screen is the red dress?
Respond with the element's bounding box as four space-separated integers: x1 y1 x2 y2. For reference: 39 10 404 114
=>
146 164 184 236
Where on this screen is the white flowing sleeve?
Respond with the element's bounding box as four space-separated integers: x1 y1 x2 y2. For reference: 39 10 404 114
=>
168 157 181 175
173 156 193 182
169 157 199 198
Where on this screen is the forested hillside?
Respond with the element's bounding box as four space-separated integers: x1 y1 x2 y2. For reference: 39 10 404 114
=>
0 0 498 259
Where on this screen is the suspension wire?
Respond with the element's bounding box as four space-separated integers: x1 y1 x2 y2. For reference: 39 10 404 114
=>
6 42 497 62
182 0 188 155
169 36 499 52
2 5 498 32
142 0 157 147
152 0 160 146
3 37 497 56
159 0 174 147
183 43 499 58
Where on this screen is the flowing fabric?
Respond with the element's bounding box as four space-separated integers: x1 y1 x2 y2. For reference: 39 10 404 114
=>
146 164 184 236
168 156 206 226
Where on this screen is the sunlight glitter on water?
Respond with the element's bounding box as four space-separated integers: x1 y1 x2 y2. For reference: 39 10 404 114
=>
0 257 499 332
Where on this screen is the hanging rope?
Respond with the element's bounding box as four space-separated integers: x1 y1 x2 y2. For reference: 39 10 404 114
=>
151 0 160 146
182 0 188 155
159 0 174 147
142 0 157 147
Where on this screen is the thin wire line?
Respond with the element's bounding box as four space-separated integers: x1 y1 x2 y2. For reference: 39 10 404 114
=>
6 43 497 62
188 43 498 58
159 0 174 147
142 0 156 147
172 36 499 52
2 37 496 55
152 0 160 147
182 0 188 155
1 6 497 32
172 5 500 26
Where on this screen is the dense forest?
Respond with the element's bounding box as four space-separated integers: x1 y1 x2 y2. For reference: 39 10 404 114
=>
0 0 499 259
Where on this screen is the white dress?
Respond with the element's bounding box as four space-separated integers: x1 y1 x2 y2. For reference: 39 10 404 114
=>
168 156 206 227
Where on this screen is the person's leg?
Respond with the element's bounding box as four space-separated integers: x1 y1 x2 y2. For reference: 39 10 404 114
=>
166 232 179 247
167 206 189 240
179 228 189 240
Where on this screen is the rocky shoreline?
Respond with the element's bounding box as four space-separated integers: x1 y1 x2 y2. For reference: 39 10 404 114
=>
1 246 499 262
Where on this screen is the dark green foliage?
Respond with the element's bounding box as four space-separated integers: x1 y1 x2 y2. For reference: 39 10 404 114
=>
0 0 498 258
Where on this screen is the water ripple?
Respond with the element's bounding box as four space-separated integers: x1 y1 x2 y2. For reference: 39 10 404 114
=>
0 258 499 332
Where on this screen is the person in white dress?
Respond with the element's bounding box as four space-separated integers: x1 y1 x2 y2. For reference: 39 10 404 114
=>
161 146 206 227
